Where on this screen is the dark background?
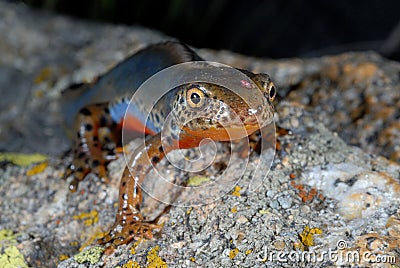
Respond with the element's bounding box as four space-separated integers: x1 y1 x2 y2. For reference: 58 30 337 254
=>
20 0 400 61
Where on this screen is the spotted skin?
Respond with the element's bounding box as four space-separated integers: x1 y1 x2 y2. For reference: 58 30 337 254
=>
63 41 277 250
64 103 122 192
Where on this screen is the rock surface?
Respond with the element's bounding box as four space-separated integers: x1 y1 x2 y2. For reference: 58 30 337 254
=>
0 2 399 268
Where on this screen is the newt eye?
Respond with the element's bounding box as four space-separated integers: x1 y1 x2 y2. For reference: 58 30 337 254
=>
264 82 276 102
268 83 276 101
186 87 205 108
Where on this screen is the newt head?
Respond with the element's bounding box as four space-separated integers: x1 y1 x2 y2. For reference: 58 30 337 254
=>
168 72 276 143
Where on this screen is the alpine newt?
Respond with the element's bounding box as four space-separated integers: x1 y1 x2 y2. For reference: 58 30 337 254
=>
62 41 277 249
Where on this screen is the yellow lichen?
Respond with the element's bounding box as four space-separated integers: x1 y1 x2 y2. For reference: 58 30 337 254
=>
258 209 269 214
79 229 108 252
73 210 99 226
70 241 79 247
26 161 48 176
130 239 143 255
0 230 16 244
231 186 241 197
0 245 29 268
59 254 69 261
231 206 238 213
123 260 140 268
229 248 239 259
0 152 47 167
146 245 167 268
186 207 193 215
0 230 28 268
187 176 210 187
73 246 104 265
299 226 323 247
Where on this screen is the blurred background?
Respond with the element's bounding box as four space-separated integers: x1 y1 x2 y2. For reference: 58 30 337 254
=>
19 0 400 61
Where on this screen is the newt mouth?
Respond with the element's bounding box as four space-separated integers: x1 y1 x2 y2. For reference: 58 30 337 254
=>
182 123 261 141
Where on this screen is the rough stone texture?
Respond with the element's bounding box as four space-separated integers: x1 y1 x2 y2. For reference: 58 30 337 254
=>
0 2 399 268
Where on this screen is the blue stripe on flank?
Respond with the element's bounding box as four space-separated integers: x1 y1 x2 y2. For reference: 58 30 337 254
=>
110 101 158 134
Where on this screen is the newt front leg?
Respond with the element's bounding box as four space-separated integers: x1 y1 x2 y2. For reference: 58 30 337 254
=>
64 103 122 192
98 133 176 247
